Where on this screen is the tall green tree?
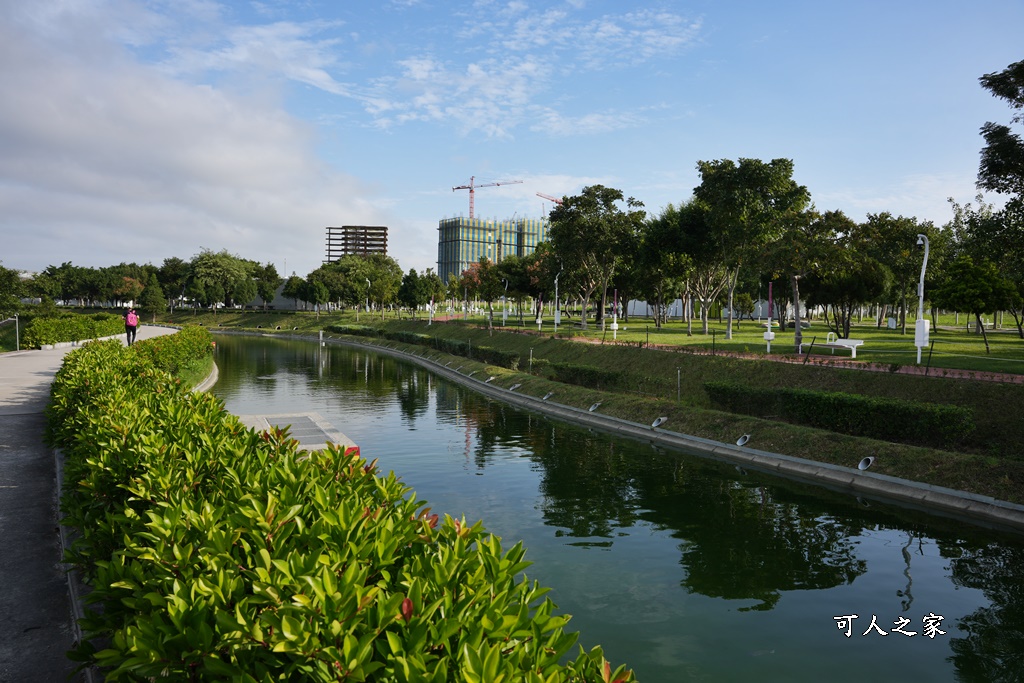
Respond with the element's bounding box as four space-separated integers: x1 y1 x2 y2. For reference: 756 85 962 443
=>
138 272 166 322
282 275 307 310
933 256 1018 353
305 276 329 319
157 257 190 311
253 262 284 310
189 249 256 308
549 185 645 329
0 263 22 318
977 59 1024 198
857 213 939 334
636 209 692 329
692 158 811 340
398 268 428 318
363 254 402 320
764 210 853 350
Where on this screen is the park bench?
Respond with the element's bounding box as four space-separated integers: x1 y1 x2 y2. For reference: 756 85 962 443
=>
818 332 865 359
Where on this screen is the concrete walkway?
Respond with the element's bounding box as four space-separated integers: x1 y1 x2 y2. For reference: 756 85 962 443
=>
0 326 174 683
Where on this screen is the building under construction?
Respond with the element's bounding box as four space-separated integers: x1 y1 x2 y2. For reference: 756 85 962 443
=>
324 226 388 262
437 216 548 282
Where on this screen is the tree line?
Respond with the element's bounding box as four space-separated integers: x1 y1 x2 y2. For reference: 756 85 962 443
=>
2 60 1021 352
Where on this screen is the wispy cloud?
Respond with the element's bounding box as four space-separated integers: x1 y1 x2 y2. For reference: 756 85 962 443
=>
162 20 355 96
0 5 386 273
136 3 701 137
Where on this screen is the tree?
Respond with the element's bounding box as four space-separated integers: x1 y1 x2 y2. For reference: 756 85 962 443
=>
660 200 729 335
803 250 891 339
549 185 645 329
949 196 1024 338
282 275 306 310
398 269 427 318
475 258 504 330
635 209 692 329
0 263 22 318
189 249 256 308
496 255 531 325
114 275 144 306
977 59 1024 198
254 262 284 310
692 158 811 340
138 273 166 322
157 257 190 311
363 254 402 320
857 213 938 334
305 276 329 319
763 210 853 350
421 268 446 317
933 256 1017 353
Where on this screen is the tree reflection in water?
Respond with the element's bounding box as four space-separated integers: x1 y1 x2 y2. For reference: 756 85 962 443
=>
944 540 1024 682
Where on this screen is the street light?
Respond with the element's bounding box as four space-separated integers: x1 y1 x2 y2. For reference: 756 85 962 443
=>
915 233 930 364
501 278 509 326
553 268 563 332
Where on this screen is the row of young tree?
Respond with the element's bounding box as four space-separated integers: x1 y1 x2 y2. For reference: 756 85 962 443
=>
0 249 285 321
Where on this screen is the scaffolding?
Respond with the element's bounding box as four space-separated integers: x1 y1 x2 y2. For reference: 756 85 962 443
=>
325 226 388 262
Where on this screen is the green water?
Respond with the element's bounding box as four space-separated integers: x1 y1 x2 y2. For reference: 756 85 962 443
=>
211 334 1024 682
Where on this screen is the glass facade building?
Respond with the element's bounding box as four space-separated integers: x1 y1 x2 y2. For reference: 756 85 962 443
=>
436 217 549 282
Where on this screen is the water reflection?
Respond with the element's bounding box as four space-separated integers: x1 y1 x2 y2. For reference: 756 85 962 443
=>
211 335 1024 682
946 542 1024 682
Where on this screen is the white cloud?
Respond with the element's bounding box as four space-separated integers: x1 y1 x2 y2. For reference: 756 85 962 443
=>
816 173 981 226
0 6 388 275
162 20 354 96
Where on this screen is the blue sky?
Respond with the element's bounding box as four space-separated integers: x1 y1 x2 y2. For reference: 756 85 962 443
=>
2 1 1021 278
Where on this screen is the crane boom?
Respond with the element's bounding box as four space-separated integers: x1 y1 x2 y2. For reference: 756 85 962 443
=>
536 192 563 205
453 175 523 219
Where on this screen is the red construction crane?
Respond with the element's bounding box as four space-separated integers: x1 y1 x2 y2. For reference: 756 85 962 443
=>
536 192 563 205
453 176 523 220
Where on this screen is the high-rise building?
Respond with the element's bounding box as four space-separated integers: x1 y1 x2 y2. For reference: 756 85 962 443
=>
325 226 388 262
436 216 548 282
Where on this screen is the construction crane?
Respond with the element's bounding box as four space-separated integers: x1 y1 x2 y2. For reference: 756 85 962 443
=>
536 192 563 205
453 176 523 220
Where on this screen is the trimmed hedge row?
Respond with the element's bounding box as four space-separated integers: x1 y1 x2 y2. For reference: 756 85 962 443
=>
548 363 622 391
48 331 633 681
22 312 126 348
703 381 975 447
327 325 521 371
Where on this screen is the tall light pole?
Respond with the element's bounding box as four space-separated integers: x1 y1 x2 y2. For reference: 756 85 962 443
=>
501 278 509 326
553 268 563 332
915 233 930 364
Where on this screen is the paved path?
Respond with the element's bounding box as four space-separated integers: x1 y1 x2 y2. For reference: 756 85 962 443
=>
0 326 173 683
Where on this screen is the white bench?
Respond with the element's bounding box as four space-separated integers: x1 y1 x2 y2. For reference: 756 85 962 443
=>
819 332 865 358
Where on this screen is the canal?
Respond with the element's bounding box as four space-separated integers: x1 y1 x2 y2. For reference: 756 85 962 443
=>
210 334 1024 682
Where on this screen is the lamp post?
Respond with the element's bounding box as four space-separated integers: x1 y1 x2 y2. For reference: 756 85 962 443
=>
915 233 930 364
553 268 562 332
501 278 508 326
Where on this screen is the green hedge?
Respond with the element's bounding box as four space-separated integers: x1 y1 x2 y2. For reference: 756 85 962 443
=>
48 332 633 682
22 312 126 348
549 362 622 390
704 380 975 447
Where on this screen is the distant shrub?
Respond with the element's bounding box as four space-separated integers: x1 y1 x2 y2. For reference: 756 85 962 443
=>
550 362 622 390
22 312 125 348
704 381 975 447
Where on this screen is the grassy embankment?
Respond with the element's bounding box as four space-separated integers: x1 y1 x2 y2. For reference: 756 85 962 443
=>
156 308 1024 507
